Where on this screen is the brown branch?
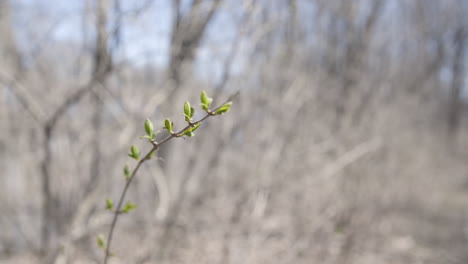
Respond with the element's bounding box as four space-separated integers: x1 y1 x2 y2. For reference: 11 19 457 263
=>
104 94 236 263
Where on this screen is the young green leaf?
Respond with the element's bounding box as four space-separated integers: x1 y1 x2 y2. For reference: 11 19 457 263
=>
128 145 140 160
144 118 154 138
181 131 195 137
123 164 130 180
184 101 191 118
164 118 173 133
191 123 201 132
97 234 106 250
177 123 201 137
200 90 213 111
105 198 114 211
190 107 195 118
215 102 232 115
122 202 137 213
200 90 209 105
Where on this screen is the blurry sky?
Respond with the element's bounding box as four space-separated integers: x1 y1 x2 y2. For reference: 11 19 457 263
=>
9 0 468 95
11 0 246 83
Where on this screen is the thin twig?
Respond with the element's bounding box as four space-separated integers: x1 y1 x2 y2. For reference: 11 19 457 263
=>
104 94 236 263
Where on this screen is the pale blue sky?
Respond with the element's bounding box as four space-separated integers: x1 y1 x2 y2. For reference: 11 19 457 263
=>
10 0 244 84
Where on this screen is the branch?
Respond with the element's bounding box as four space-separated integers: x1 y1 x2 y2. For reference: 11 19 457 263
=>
103 92 235 263
0 72 45 124
320 138 382 180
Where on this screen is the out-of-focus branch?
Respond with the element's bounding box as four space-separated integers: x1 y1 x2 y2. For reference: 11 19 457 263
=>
168 0 223 93
40 0 113 256
0 74 45 124
448 27 466 135
215 0 256 92
320 138 382 180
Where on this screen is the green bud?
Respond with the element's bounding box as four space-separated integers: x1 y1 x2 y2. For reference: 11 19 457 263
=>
184 101 191 118
97 234 106 249
178 123 201 137
164 118 173 133
105 198 114 211
122 202 137 213
191 123 201 132
123 164 130 180
201 90 209 105
190 107 195 118
128 145 140 160
182 131 195 137
214 102 232 115
144 118 154 138
200 90 213 111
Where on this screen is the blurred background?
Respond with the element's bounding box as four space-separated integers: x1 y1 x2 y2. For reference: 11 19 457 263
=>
1 0 468 263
